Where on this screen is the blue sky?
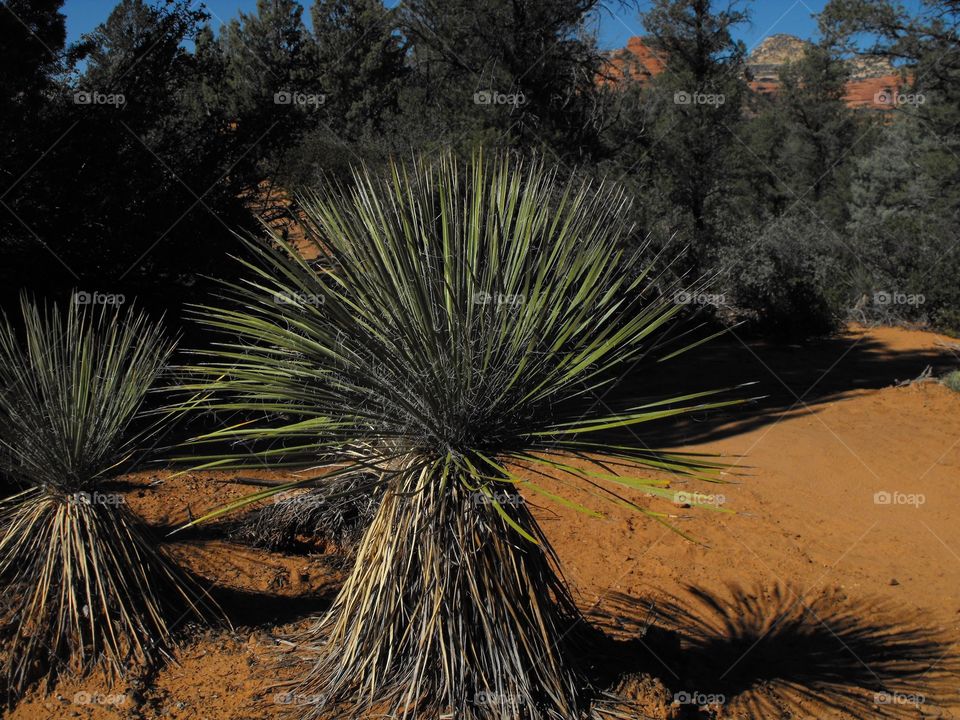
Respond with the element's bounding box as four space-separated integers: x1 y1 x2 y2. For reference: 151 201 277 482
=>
59 0 880 52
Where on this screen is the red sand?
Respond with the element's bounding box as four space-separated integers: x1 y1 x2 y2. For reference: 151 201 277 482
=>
7 324 960 719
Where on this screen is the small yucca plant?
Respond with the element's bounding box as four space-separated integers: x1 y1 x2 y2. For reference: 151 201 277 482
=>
177 152 740 719
0 297 214 695
942 369 960 393
229 475 381 554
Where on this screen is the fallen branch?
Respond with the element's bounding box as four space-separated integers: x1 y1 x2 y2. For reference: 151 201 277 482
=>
895 365 933 387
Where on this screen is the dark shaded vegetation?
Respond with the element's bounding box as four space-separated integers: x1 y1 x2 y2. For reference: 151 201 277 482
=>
228 475 381 555
2 0 960 338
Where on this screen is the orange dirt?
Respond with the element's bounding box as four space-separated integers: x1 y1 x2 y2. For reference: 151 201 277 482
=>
245 182 322 261
5 324 960 719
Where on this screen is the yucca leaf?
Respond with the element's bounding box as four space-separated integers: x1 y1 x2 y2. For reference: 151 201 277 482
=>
0 296 216 695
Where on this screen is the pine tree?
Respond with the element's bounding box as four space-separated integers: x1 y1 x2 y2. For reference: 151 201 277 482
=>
845 110 960 328
219 0 317 178
822 0 960 330
270 0 409 185
746 42 861 223
615 0 752 273
0 0 67 284
2 0 252 308
310 0 407 140
0 0 65 112
397 0 608 160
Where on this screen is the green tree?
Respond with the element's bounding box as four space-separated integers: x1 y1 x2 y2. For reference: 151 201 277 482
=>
67 0 243 282
1 0 254 313
219 0 317 180
310 0 407 139
715 44 862 338
845 110 960 329
396 0 609 160
822 0 960 331
0 0 67 292
746 42 861 223
274 0 409 186
0 0 65 118
820 0 960 199
615 0 752 274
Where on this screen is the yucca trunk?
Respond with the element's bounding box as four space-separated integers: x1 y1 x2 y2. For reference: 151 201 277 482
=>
0 488 211 693
290 469 590 719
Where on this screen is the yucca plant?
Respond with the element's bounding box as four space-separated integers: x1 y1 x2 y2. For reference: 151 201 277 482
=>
943 369 960 393
0 297 214 696
229 474 381 554
176 152 741 719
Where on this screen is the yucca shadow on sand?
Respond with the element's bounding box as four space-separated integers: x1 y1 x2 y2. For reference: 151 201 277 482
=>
589 583 958 719
588 327 959 449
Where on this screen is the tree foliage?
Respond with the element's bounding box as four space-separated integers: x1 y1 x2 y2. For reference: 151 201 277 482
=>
2 0 960 336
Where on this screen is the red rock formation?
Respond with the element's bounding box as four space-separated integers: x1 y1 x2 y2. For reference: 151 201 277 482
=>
601 36 666 86
605 35 910 110
844 74 909 108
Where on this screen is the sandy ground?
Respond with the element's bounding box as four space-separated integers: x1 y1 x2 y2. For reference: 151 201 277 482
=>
5 324 960 720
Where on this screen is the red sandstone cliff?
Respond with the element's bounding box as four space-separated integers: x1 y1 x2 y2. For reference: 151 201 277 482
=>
603 34 908 110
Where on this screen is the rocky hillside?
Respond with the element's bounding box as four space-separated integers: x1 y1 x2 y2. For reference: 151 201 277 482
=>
748 33 895 80
847 54 896 79
602 36 666 85
605 34 904 109
749 33 809 65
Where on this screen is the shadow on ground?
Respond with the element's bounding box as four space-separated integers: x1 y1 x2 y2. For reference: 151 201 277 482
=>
589 582 959 719
591 325 959 449
210 583 336 628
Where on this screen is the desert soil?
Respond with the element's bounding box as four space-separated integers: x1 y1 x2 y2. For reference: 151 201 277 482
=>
6 324 960 720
